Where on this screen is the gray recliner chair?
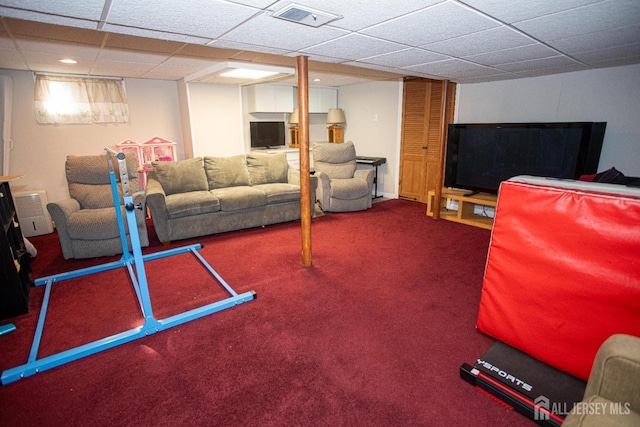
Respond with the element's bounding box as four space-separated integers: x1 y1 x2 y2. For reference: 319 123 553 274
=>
47 153 149 259
563 334 640 427
312 141 374 212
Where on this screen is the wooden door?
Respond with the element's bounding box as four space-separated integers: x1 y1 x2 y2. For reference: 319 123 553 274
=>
399 78 456 203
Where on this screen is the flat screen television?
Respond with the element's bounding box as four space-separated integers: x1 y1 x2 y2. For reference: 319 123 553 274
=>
249 121 285 149
444 122 606 195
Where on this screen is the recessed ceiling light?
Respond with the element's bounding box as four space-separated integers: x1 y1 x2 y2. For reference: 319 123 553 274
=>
313 78 321 82
59 58 77 64
220 68 279 79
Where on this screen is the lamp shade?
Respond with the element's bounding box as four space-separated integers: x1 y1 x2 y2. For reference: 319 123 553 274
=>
326 108 346 125
288 108 299 125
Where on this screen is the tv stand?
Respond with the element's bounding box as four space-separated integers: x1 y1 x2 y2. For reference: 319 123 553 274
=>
463 190 480 197
427 188 497 230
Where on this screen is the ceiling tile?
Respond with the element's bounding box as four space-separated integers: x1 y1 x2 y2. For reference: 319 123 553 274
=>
513 0 640 41
105 0 261 39
219 12 348 51
0 0 105 20
270 0 443 31
16 38 101 59
495 55 583 73
464 44 560 66
459 0 603 24
101 23 213 45
422 26 535 57
360 1 499 46
301 34 407 61
358 48 447 68
572 42 640 64
0 7 99 29
548 24 640 53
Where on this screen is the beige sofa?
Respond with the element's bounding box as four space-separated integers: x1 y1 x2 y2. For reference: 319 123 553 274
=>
145 152 316 243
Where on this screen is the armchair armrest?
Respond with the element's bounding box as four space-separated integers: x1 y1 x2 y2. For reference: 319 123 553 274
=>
314 170 331 209
46 198 81 259
144 171 171 243
584 334 640 410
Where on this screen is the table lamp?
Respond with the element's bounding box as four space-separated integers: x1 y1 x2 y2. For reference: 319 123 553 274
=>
288 108 299 147
327 108 346 143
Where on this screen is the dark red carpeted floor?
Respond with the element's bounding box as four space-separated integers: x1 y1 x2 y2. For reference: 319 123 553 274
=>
0 199 536 426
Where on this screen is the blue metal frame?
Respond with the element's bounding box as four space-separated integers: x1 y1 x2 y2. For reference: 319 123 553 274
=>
1 150 255 385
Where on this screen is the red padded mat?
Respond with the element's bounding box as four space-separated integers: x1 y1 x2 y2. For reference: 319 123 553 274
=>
477 178 640 381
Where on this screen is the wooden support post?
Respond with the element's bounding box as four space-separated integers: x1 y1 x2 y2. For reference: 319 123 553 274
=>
432 79 450 220
297 56 312 266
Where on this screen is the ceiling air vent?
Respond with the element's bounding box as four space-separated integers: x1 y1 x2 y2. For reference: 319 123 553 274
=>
272 3 342 28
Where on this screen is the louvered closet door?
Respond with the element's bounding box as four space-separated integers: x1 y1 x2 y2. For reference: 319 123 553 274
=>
399 79 455 203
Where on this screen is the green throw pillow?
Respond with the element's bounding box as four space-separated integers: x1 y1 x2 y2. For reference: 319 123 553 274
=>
204 155 251 189
152 157 207 195
246 152 289 185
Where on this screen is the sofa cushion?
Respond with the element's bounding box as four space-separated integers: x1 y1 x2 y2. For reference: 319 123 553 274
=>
210 186 267 211
165 191 220 219
253 183 301 204
329 178 371 199
152 157 208 196
66 207 124 240
246 152 288 185
204 155 251 189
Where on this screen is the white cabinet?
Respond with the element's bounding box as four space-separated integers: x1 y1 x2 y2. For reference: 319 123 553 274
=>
246 84 294 113
293 87 338 113
308 87 338 113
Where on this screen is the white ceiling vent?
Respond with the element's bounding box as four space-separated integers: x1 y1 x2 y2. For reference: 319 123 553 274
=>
272 3 342 28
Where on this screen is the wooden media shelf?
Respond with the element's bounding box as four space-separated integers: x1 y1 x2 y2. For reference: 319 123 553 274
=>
427 188 497 230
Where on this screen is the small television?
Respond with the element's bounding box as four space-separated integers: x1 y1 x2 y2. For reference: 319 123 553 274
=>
249 121 285 149
444 122 606 195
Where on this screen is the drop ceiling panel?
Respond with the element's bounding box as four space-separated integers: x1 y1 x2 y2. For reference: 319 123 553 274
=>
548 24 640 54
359 48 447 68
0 7 99 30
301 34 407 62
513 0 640 41
464 44 561 66
572 42 640 63
459 0 603 24
100 23 213 45
220 12 348 51
16 38 101 59
0 0 105 20
271 0 443 31
99 48 169 65
105 0 261 39
361 1 499 46
422 26 536 57
495 55 584 73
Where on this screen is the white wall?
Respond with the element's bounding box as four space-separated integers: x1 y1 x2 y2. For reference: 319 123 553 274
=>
339 79 403 198
0 69 183 203
187 82 245 157
456 63 640 176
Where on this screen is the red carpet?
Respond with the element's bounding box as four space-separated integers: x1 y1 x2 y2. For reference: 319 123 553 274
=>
0 199 536 426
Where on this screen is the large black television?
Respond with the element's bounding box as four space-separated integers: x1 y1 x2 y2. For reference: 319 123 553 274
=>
249 121 285 149
444 122 606 195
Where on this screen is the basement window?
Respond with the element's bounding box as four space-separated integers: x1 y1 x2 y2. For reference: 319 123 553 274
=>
34 74 129 124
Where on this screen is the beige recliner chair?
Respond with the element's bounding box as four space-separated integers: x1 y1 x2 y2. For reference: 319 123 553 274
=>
313 141 374 212
47 153 149 259
563 334 640 427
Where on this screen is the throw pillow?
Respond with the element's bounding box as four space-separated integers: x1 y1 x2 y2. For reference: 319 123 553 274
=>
246 152 288 185
152 157 208 195
204 155 251 189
